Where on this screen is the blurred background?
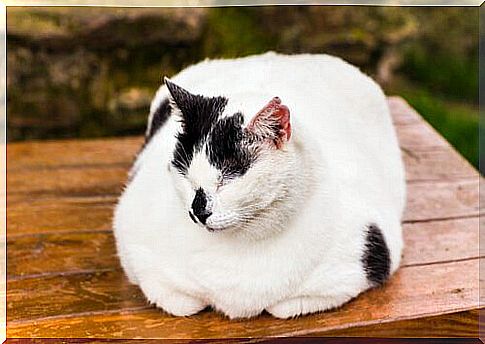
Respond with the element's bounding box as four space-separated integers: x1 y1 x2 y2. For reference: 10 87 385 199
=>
6 6 479 168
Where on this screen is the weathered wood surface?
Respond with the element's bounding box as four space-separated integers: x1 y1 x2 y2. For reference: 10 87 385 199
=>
6 96 481 338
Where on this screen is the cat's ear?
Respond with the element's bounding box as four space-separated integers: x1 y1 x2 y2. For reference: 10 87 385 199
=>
247 97 291 149
164 77 196 117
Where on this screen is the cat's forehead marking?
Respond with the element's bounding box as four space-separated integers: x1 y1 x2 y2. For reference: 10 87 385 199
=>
171 93 261 179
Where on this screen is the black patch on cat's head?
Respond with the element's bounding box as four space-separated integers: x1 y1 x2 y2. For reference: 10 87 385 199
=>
206 113 255 178
165 79 228 173
362 224 391 286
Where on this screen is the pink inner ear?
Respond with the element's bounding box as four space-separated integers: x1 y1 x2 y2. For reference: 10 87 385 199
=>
248 97 291 147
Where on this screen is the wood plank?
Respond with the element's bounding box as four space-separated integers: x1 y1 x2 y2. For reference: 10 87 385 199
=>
395 122 450 151
7 259 479 338
401 217 479 266
321 309 479 337
7 230 116 279
7 197 114 235
6 217 479 280
387 96 422 126
7 136 141 171
403 179 479 222
7 165 127 198
7 269 148 322
402 148 477 182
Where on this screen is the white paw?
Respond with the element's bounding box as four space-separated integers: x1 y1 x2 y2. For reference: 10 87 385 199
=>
140 279 207 316
266 295 349 319
116 248 139 285
155 292 207 317
122 267 139 285
220 305 263 319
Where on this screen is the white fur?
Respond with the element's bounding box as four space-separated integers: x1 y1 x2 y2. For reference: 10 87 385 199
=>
113 52 406 319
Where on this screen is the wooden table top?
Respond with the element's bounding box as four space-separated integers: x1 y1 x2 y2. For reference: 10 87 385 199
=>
6 97 481 339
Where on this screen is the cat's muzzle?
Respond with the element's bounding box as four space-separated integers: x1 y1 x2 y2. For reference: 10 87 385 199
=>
190 187 212 225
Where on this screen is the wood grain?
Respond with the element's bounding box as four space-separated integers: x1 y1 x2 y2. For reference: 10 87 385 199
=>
7 269 148 322
7 217 479 280
387 96 422 126
401 217 479 266
7 258 479 338
7 197 114 236
395 121 450 151
320 309 479 337
403 179 479 222
7 136 141 171
7 165 127 198
401 148 476 181
8 230 116 279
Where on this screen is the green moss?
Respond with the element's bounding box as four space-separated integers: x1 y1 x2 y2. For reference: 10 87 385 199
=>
202 8 275 59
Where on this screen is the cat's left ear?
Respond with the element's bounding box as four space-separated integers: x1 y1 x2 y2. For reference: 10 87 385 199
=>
163 77 197 117
247 97 291 149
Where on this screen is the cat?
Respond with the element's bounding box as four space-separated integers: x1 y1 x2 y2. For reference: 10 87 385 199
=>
113 52 406 319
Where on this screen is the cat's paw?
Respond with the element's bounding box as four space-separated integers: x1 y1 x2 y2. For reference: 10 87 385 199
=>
156 292 207 317
266 295 348 319
140 279 207 316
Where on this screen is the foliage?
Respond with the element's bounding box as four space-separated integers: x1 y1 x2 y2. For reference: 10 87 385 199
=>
202 8 275 58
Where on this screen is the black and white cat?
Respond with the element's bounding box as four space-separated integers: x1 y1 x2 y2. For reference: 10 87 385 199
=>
113 52 406 319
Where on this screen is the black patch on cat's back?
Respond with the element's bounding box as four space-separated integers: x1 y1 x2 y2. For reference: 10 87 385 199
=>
207 113 254 178
362 224 391 286
146 98 171 144
128 98 171 183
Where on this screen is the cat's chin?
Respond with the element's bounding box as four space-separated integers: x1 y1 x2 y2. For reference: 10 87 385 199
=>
203 221 240 233
204 225 231 232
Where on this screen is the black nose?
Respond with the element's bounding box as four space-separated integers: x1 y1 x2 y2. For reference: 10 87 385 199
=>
191 188 212 225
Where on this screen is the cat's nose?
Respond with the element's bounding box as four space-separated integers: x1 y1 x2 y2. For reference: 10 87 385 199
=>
191 188 212 225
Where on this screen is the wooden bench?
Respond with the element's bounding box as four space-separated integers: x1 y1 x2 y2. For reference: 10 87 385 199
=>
6 97 480 339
